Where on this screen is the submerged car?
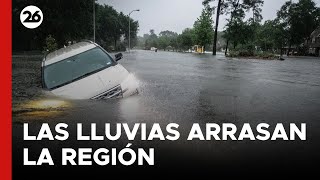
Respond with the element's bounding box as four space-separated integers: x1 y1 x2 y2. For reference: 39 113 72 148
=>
42 41 138 99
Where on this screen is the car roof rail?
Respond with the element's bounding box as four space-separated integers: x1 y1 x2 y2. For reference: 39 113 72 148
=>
42 40 97 63
80 39 97 45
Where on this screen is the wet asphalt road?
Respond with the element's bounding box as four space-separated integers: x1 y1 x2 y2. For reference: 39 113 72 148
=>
13 50 320 177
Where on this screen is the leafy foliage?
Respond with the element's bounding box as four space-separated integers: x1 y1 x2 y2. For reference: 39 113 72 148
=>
43 35 58 52
193 6 214 48
144 30 159 49
203 0 225 55
13 0 139 51
223 0 320 56
178 28 196 50
243 0 264 23
140 6 215 52
158 31 178 50
276 0 320 48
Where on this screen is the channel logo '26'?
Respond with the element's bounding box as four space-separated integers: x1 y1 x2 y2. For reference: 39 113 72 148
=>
20 5 43 29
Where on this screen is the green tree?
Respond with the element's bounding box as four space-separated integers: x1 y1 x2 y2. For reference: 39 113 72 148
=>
118 12 139 48
256 20 286 52
169 36 179 51
13 0 93 50
158 36 170 50
96 5 120 48
193 6 214 50
43 35 58 52
158 30 178 50
276 0 320 55
145 29 158 49
12 0 139 51
178 28 196 51
224 0 244 54
243 0 264 23
224 19 253 49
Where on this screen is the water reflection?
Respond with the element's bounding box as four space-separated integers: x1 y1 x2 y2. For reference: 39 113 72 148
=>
13 99 71 121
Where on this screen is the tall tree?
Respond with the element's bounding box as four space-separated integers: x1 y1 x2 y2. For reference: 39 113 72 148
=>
178 28 196 51
224 0 243 55
145 29 158 48
256 20 287 52
224 12 250 49
158 30 178 50
256 20 275 51
243 0 264 51
243 0 264 23
276 0 320 55
203 0 226 55
13 0 93 50
12 0 139 51
193 6 214 50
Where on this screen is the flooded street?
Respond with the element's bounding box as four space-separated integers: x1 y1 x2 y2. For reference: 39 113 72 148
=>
13 50 320 175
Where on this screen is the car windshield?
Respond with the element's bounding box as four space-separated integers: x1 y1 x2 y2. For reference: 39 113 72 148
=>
44 47 114 89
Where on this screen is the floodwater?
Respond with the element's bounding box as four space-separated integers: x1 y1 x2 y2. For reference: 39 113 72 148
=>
12 50 320 176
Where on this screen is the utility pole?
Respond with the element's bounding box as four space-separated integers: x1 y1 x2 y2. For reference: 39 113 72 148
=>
93 0 95 42
128 9 140 52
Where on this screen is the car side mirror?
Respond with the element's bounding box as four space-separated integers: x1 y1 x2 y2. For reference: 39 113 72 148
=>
115 53 123 61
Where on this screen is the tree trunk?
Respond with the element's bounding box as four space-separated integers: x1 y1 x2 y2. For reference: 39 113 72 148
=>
225 40 229 55
287 44 291 56
212 0 222 55
225 0 240 56
252 6 255 23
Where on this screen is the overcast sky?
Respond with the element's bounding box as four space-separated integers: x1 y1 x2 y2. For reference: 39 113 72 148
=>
98 0 320 36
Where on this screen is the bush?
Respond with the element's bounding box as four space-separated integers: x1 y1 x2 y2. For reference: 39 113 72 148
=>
43 35 58 52
239 50 254 57
227 49 254 57
227 51 239 57
256 52 276 59
227 50 276 59
115 43 126 52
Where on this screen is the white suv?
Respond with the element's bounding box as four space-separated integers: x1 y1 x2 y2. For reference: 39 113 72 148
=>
41 41 138 99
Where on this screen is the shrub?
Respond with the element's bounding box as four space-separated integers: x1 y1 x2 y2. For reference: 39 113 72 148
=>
226 51 237 57
239 50 254 57
227 49 254 57
43 35 58 52
116 43 126 51
255 51 276 59
227 50 276 59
